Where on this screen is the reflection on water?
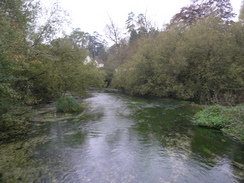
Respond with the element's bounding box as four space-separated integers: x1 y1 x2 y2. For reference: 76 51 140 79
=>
0 91 243 182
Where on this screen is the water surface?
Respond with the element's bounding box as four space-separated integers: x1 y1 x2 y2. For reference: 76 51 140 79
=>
0 91 243 182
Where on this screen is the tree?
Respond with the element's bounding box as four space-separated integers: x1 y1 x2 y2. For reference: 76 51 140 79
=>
112 29 186 97
0 0 106 140
86 32 106 58
0 0 37 108
10 0 72 104
125 12 158 44
105 16 122 53
239 0 244 22
0 0 41 139
126 12 136 32
171 0 236 25
29 36 105 99
176 16 242 103
137 13 153 35
69 28 89 48
113 14 243 103
29 1 70 47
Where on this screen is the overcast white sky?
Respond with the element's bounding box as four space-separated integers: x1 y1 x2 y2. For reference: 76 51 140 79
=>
40 0 242 38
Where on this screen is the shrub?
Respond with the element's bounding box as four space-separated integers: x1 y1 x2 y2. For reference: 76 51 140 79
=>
56 96 81 113
194 105 230 129
222 104 244 142
194 104 244 142
0 106 32 142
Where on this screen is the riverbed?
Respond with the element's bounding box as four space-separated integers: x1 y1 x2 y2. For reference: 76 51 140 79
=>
0 90 243 182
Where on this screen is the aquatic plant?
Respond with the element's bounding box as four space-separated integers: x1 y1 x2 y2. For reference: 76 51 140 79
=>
194 105 230 129
194 104 244 142
56 96 82 113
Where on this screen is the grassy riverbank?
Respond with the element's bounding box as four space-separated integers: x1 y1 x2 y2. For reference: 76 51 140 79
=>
194 104 244 143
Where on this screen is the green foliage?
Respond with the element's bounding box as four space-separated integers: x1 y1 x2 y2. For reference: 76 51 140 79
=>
171 0 235 25
177 16 236 102
239 1 244 21
112 37 156 95
195 104 244 142
194 105 230 129
0 0 35 141
0 0 105 140
222 104 244 142
1 0 243 141
112 25 188 98
112 15 244 104
56 96 82 113
0 0 105 108
35 37 105 99
0 106 33 141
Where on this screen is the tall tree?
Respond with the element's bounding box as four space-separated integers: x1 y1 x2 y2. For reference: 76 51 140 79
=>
48 37 104 95
126 12 157 44
239 0 244 21
30 1 70 46
87 32 106 58
69 28 89 48
171 0 236 25
105 16 122 54
0 0 41 138
0 0 37 109
126 12 136 32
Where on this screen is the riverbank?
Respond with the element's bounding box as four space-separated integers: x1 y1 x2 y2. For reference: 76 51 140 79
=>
194 104 244 143
30 100 88 123
0 95 89 143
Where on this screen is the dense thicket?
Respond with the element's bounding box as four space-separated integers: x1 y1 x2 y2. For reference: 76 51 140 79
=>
111 1 244 105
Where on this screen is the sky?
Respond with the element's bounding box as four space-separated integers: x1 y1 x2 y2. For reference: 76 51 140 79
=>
40 0 243 40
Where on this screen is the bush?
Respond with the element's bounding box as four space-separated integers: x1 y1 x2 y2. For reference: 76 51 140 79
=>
0 106 32 142
194 105 230 129
222 104 244 142
56 96 81 113
194 104 244 142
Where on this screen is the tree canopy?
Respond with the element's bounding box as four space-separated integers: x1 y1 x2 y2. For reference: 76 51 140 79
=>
171 0 236 25
111 2 243 105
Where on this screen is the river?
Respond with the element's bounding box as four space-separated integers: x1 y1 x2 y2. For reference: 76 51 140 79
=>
0 90 243 182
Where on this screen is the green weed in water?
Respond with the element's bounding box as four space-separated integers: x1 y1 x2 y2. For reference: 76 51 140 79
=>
194 104 244 142
56 96 82 113
194 105 230 129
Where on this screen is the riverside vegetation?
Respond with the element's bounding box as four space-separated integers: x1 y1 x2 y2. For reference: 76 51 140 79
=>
0 0 105 141
0 0 244 143
108 1 244 142
56 96 85 113
194 104 244 142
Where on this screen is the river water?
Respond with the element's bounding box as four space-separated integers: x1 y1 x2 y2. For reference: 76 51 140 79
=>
0 90 243 183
